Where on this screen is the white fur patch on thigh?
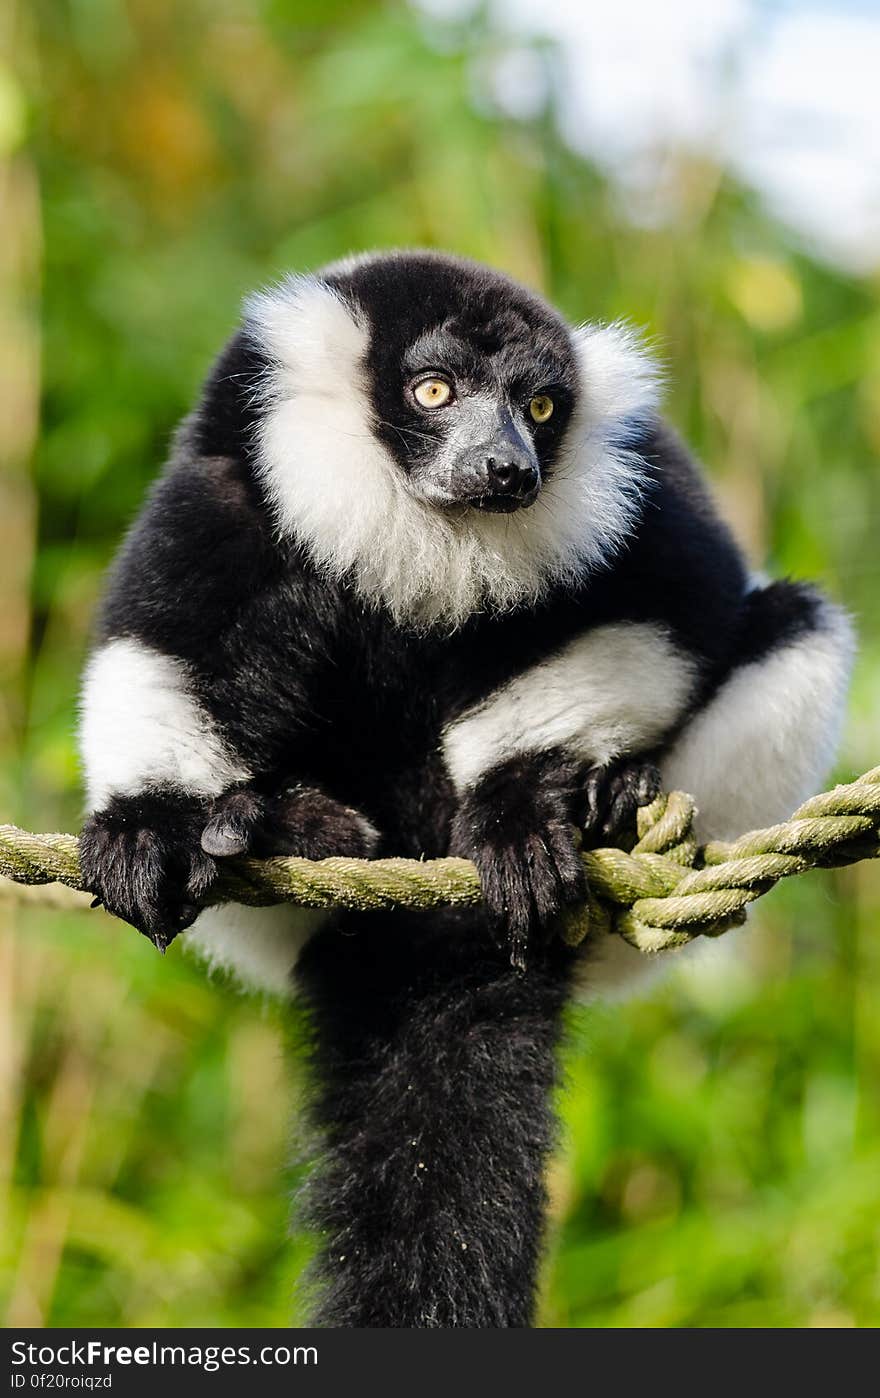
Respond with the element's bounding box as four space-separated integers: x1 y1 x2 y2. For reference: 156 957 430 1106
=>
185 903 327 997
577 603 853 1001
442 622 697 790
79 637 250 811
661 609 855 842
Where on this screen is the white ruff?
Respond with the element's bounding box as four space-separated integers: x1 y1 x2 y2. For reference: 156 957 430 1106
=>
247 278 661 629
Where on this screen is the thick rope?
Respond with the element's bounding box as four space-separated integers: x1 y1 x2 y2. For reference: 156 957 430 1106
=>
0 767 877 955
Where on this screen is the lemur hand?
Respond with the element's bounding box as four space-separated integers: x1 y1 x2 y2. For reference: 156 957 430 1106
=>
79 790 217 951
450 752 587 971
579 755 661 846
81 784 380 951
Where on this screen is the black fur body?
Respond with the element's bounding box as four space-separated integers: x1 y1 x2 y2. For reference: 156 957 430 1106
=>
78 251 851 1327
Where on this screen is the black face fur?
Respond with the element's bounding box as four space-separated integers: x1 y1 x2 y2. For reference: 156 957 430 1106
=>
324 252 580 513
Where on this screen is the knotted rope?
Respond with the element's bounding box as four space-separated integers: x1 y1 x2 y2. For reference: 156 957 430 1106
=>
0 767 878 954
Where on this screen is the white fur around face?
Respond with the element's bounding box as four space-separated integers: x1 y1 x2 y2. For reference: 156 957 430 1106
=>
79 637 250 811
660 605 855 842
186 903 327 997
570 321 661 444
442 621 696 791
246 278 661 630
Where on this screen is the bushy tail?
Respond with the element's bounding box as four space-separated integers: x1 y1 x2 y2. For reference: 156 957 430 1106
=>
294 908 575 1327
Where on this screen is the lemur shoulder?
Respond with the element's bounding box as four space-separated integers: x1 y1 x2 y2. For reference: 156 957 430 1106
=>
78 250 853 1326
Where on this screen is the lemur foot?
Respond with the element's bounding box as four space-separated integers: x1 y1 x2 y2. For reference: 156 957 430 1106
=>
450 752 587 971
200 784 380 861
81 785 380 951
79 791 215 951
580 755 661 847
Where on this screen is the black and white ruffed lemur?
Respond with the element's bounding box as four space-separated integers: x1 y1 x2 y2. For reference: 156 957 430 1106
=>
78 251 853 1327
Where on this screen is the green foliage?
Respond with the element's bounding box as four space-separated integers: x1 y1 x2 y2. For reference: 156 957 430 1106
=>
2 0 878 1328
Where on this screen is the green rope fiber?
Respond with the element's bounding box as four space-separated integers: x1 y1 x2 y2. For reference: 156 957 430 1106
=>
0 766 878 954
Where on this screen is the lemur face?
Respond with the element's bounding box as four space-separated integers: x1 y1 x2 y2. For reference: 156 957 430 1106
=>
243 250 660 626
325 253 580 514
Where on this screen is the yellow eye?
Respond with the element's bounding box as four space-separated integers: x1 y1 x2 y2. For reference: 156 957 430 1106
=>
413 378 453 409
529 394 554 423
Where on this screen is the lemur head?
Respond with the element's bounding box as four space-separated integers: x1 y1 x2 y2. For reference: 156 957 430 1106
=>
322 253 578 516
242 250 660 628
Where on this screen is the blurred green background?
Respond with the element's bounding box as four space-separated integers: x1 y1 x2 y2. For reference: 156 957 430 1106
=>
1 0 878 1328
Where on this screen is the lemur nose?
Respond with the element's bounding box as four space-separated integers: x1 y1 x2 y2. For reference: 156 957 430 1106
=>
485 457 538 497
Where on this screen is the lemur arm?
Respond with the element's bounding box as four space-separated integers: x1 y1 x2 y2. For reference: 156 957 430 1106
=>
78 446 377 947
442 423 853 968
444 622 692 967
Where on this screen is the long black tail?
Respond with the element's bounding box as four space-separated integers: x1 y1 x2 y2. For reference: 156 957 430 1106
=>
294 907 576 1327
